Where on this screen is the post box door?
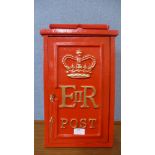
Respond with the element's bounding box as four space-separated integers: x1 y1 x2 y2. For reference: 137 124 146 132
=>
44 36 111 147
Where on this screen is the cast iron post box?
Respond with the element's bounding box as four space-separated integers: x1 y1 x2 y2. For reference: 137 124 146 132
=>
40 24 118 147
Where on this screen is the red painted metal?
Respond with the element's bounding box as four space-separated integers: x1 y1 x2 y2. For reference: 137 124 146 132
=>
40 24 118 147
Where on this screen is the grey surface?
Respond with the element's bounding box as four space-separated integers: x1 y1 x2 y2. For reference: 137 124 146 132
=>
34 0 121 120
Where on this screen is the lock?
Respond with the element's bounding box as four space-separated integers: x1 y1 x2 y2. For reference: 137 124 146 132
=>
50 94 56 103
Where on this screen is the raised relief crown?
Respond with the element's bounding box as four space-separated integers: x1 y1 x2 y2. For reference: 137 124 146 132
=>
62 49 96 78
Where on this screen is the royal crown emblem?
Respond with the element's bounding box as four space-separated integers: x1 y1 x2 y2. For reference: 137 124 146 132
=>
62 49 96 78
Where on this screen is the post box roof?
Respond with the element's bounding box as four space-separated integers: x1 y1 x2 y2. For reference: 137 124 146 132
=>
49 24 109 29
40 24 118 36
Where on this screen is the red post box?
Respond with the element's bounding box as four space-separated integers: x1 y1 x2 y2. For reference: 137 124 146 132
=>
40 24 118 147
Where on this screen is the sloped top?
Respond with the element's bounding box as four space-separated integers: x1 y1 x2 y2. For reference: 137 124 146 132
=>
40 24 118 36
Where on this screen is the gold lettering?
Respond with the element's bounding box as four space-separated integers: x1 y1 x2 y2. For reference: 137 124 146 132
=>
81 86 98 108
79 118 87 128
59 85 76 108
74 91 83 102
59 85 98 109
70 118 78 128
60 117 97 129
89 118 96 128
60 118 68 128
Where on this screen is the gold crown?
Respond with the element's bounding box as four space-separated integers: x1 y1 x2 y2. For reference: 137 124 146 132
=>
62 49 96 78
